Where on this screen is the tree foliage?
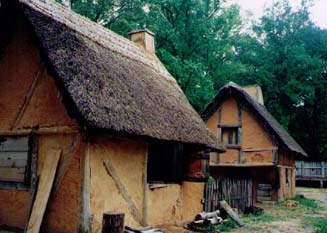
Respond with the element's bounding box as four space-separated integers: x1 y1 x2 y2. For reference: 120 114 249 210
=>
67 0 327 160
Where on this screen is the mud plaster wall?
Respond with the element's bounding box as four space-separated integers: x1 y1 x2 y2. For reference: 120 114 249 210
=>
90 136 203 229
182 182 205 222
38 135 81 233
220 149 239 164
206 97 274 165
90 136 147 230
0 189 30 227
147 184 183 225
0 16 77 131
0 135 81 231
220 98 239 125
245 151 273 164
241 108 273 150
0 19 80 230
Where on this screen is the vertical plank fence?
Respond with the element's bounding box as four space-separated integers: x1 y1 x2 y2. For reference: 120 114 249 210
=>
296 161 327 178
204 177 252 213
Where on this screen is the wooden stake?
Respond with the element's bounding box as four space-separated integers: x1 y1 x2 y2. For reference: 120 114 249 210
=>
79 140 92 233
219 200 244 226
102 212 124 233
26 149 61 233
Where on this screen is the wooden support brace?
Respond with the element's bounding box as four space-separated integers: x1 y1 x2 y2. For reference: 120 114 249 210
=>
11 64 45 130
103 158 143 225
53 135 80 195
26 149 61 233
219 200 244 226
79 141 92 233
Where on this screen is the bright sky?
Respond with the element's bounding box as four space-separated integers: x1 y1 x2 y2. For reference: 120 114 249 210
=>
228 0 327 29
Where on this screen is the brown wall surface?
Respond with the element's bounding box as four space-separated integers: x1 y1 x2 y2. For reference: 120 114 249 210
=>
147 184 183 225
0 134 82 231
39 135 82 233
0 17 77 131
0 189 30 228
220 98 239 125
0 18 80 231
206 97 274 165
89 136 205 229
220 149 239 164
241 109 273 150
90 136 147 230
182 182 205 222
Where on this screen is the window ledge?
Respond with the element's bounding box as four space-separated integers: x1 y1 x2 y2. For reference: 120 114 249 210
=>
0 182 30 190
225 144 241 149
148 183 168 190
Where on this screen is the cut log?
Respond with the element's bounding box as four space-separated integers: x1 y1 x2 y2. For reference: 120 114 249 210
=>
26 149 61 233
204 217 223 225
219 200 244 226
102 212 124 233
195 210 220 220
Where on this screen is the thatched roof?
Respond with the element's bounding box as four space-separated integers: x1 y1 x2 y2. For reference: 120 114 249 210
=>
202 82 307 157
14 0 222 150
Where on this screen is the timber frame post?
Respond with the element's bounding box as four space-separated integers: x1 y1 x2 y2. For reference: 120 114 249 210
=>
79 138 92 233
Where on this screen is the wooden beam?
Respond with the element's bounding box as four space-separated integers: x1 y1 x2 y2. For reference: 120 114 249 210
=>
217 124 241 128
53 135 80 195
219 200 244 226
0 126 79 136
11 64 45 130
0 167 25 182
79 141 92 233
210 163 275 167
26 149 61 233
142 150 148 226
103 158 143 225
218 108 222 125
242 148 277 152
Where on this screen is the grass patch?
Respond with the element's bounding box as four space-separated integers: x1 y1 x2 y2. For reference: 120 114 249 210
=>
305 217 327 233
288 196 319 210
198 217 238 232
243 213 282 224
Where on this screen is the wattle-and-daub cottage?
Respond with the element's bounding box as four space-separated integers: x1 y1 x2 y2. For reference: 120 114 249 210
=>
202 82 307 205
0 0 224 232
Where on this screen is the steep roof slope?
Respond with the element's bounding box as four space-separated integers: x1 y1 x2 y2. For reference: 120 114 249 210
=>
15 0 221 150
202 82 307 157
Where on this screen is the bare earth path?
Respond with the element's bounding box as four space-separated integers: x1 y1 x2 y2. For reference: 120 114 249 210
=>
230 187 327 233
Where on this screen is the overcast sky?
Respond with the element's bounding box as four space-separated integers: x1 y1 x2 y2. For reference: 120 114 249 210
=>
227 0 327 29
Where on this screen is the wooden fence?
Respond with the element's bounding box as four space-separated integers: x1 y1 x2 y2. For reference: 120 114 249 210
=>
295 161 327 179
204 177 253 212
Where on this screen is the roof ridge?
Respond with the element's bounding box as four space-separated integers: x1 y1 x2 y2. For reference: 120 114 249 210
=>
19 0 175 82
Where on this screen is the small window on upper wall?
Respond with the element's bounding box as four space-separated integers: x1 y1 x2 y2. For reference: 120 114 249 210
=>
285 168 289 185
221 127 240 146
0 137 30 185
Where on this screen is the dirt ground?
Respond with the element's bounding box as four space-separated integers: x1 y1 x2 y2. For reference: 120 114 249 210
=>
229 187 327 233
162 187 327 233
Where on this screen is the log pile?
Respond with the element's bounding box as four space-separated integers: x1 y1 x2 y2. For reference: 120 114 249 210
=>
186 201 244 232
